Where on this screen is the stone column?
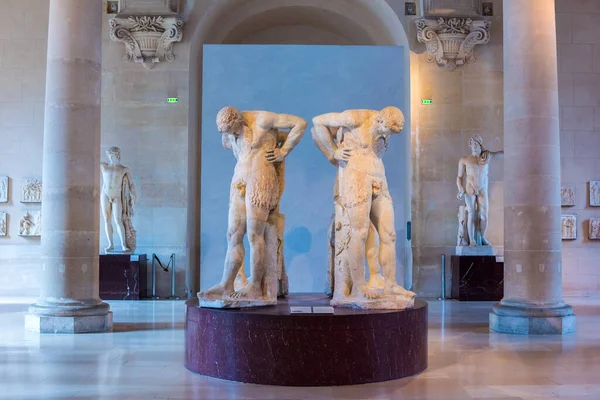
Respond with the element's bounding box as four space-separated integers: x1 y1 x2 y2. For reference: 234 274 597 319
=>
25 0 112 333
490 0 575 334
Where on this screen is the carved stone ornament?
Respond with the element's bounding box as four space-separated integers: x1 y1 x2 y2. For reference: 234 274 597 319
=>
21 178 42 203
561 214 577 240
0 212 6 237
0 176 7 203
19 210 41 237
416 17 491 71
589 218 600 240
109 16 184 70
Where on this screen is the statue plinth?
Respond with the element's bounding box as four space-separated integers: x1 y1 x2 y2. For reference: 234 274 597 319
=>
455 245 498 256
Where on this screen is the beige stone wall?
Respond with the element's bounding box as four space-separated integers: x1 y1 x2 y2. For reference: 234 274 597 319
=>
0 0 48 296
100 12 191 297
556 0 600 296
1 0 598 298
410 2 504 296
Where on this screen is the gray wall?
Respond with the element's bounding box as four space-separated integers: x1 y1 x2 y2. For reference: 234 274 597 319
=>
200 45 407 292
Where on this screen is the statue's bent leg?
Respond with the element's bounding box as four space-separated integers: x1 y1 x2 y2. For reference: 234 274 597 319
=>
201 196 246 297
366 222 384 290
338 168 374 299
464 194 477 246
370 194 415 299
234 262 248 291
478 190 490 245
111 199 129 251
345 203 372 299
100 194 114 251
230 203 270 300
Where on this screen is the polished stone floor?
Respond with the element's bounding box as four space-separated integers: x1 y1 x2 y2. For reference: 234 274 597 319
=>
0 297 599 400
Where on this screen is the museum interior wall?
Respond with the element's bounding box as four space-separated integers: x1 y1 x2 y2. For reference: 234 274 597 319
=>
0 0 49 296
410 1 504 296
0 0 598 298
556 0 600 296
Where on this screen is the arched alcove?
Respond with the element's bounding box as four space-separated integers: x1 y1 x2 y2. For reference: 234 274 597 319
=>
185 0 412 296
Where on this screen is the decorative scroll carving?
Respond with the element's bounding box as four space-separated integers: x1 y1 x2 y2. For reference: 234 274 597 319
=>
416 17 491 71
109 16 184 70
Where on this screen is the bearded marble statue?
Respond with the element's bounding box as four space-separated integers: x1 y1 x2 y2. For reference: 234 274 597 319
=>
456 135 503 249
101 146 137 253
325 130 385 296
198 106 306 308
313 107 416 310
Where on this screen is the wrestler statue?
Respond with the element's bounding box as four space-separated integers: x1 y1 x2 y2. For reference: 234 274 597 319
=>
101 146 136 253
313 107 416 309
456 135 503 247
198 106 306 308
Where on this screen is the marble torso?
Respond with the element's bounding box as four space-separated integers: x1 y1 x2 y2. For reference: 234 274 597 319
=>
462 155 489 195
101 163 127 200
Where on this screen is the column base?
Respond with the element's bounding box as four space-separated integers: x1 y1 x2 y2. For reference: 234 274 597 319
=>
489 303 576 335
26 301 113 333
25 312 113 333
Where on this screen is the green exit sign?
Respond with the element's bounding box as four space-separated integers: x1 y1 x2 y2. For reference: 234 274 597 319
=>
167 97 179 103
422 99 433 105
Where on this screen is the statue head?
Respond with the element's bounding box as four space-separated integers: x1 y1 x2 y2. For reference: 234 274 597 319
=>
107 146 121 164
216 106 243 134
375 106 405 135
469 135 484 156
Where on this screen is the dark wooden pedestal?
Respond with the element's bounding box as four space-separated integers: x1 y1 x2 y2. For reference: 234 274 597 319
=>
451 255 504 301
185 293 428 386
99 254 147 300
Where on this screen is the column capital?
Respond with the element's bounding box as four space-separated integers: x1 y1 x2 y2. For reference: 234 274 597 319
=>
109 15 184 70
416 17 491 71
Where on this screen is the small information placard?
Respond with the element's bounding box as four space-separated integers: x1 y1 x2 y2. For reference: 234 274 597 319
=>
312 306 334 314
290 306 312 314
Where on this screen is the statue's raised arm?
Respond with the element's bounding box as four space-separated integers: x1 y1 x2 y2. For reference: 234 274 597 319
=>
312 111 359 165
258 112 307 163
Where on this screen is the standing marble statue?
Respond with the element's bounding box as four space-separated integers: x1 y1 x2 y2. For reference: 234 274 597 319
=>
325 128 385 296
101 146 137 253
313 107 415 309
456 135 503 248
198 106 306 308
234 136 290 298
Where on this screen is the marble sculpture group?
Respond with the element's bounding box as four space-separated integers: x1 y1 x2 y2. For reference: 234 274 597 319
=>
198 106 416 310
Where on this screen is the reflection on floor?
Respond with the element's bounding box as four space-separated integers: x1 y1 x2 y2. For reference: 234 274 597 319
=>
0 297 599 400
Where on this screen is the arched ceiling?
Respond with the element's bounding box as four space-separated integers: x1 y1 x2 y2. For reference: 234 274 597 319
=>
221 6 375 45
189 0 409 47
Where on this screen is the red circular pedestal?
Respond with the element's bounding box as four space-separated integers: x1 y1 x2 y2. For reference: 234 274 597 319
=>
185 293 428 386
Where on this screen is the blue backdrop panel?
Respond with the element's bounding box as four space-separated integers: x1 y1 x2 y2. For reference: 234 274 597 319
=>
201 44 406 292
